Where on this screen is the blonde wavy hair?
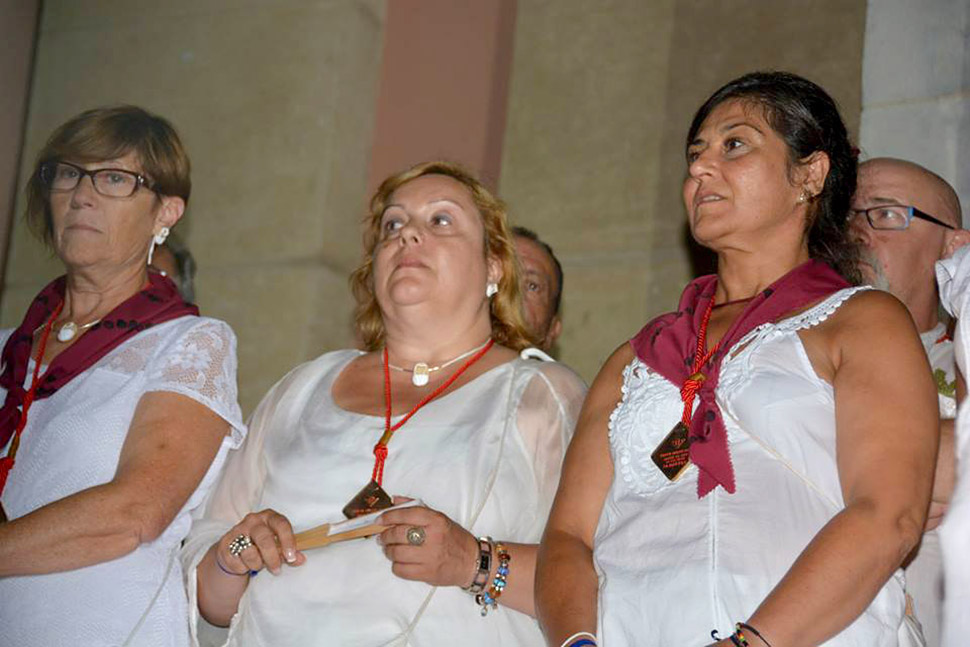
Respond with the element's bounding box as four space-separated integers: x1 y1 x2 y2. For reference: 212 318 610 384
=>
350 161 534 351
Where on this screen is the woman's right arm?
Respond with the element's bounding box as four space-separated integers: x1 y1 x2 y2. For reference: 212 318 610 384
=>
536 343 631 646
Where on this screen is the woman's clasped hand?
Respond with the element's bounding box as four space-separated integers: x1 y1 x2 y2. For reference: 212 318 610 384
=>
213 509 305 576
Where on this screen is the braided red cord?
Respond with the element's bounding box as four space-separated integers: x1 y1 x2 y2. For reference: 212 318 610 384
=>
372 340 494 486
680 299 719 426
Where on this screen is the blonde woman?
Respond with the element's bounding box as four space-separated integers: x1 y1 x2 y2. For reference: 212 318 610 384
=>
183 162 586 646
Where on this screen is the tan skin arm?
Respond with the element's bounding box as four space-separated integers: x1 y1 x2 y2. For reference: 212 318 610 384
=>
536 344 629 645
710 291 938 647
0 392 228 576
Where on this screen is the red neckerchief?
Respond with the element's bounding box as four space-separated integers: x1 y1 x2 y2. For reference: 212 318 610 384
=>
630 260 851 497
0 273 198 451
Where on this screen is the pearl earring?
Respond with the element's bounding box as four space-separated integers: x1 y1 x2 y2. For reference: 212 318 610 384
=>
486 282 499 298
148 227 170 266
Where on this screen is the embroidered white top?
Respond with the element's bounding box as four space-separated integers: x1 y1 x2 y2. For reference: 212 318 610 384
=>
181 349 586 647
594 286 910 646
0 317 245 647
935 246 970 647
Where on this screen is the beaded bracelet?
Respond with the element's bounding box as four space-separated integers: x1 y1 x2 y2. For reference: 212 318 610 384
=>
736 623 772 647
475 541 510 616
462 537 493 594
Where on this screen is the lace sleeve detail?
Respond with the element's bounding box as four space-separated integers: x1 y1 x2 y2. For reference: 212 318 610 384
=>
145 318 244 443
514 362 588 512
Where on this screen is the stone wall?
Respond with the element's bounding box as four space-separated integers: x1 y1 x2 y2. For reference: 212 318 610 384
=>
860 0 970 220
2 0 385 413
2 1 869 410
500 0 867 382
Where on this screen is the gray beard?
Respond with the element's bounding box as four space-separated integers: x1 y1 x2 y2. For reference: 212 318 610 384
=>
857 249 893 293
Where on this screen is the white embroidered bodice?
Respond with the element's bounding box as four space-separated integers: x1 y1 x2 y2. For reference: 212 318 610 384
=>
0 316 245 647
595 286 907 646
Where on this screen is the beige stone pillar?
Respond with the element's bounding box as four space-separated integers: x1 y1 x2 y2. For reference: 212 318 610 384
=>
2 0 386 413
0 0 40 295
500 0 867 382
367 0 517 192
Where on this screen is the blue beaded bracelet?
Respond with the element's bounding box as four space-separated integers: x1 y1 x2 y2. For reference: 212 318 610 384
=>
475 542 510 616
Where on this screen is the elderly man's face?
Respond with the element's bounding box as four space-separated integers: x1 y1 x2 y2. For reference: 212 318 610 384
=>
850 161 957 308
515 235 561 350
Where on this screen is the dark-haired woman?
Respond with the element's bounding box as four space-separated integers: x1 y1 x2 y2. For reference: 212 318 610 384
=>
537 72 937 647
0 107 244 646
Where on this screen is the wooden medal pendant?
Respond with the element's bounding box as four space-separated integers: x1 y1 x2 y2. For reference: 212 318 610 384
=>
342 479 394 519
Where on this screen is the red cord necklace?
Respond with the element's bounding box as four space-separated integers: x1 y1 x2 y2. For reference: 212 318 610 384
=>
0 301 64 497
651 297 720 481
372 338 494 485
680 297 720 426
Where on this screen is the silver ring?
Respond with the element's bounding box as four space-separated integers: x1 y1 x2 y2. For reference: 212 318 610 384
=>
406 526 426 546
228 534 254 557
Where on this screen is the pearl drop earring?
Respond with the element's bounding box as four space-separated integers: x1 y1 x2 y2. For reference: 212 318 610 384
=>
486 282 499 298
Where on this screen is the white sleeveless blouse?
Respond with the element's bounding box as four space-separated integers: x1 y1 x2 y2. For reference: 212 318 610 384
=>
594 286 907 646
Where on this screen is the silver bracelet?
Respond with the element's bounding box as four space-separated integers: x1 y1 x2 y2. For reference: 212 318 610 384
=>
462 536 493 594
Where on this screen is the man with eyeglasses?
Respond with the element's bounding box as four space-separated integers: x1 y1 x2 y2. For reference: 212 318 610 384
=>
850 157 968 647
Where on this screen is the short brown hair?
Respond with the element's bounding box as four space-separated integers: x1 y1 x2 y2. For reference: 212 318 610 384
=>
350 161 534 351
26 105 191 246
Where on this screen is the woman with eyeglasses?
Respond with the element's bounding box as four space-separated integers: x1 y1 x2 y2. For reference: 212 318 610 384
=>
537 72 938 647
0 106 244 647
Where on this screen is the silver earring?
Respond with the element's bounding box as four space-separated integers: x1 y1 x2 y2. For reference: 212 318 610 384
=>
148 226 170 266
486 282 499 298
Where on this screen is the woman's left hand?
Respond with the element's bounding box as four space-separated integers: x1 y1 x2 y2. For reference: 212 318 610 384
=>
377 502 478 587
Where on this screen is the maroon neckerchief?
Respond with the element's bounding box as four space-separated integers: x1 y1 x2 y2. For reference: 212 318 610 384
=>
630 260 851 497
0 272 199 450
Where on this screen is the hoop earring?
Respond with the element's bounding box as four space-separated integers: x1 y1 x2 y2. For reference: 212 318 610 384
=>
148 226 170 266
486 282 499 298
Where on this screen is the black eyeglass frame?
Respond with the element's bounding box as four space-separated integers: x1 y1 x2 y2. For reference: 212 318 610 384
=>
39 160 155 198
851 203 955 231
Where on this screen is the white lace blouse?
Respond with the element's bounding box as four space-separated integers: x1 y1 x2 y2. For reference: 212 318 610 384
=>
594 286 910 646
181 349 587 647
0 316 245 647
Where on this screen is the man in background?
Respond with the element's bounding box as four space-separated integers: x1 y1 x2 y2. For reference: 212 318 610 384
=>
513 226 563 354
850 157 968 647
150 231 197 303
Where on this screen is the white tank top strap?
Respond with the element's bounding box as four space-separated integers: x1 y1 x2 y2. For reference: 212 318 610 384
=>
773 285 874 334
